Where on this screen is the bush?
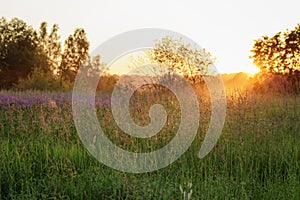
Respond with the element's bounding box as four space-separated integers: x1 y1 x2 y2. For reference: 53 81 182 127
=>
252 73 300 94
15 67 71 91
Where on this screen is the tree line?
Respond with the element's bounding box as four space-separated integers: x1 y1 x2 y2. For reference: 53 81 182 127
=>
0 17 299 93
0 17 105 90
250 24 300 94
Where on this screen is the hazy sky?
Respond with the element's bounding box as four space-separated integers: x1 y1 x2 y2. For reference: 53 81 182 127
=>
1 0 300 74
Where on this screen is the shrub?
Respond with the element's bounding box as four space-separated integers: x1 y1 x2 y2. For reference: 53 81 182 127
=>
15 67 69 91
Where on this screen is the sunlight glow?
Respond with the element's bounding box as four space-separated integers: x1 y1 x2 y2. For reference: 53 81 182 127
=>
246 64 260 75
3 0 297 76
110 52 261 76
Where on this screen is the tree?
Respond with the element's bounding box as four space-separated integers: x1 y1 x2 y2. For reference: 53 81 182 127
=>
48 24 62 73
78 54 108 79
0 17 48 88
128 37 215 93
149 37 215 86
37 22 62 73
0 17 103 90
38 21 48 48
59 28 89 83
250 24 300 75
76 54 110 92
250 24 300 94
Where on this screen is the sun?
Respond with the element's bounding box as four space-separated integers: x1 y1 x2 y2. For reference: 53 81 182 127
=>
220 62 260 75
244 63 260 75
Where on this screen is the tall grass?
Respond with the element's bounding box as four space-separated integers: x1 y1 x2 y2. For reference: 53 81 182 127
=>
0 90 299 199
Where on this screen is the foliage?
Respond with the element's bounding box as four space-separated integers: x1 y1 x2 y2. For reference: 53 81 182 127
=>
0 17 48 88
38 22 62 73
0 17 104 91
127 37 215 93
14 67 70 91
60 28 90 83
251 73 300 94
250 24 300 94
150 37 215 85
250 24 300 75
97 74 119 93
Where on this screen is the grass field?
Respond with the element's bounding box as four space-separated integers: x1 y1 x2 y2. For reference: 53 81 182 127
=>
0 90 300 199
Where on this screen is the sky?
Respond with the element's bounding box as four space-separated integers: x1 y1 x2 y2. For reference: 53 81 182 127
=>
1 0 300 74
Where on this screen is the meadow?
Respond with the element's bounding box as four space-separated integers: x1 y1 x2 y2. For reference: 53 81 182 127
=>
0 89 300 199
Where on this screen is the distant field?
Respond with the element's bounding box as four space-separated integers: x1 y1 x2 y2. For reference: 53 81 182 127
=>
0 90 300 199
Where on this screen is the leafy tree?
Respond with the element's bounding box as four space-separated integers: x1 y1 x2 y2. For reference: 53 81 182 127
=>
0 17 48 88
128 37 215 93
0 17 106 90
59 28 89 83
37 22 62 73
250 24 300 75
48 24 62 73
149 37 215 86
74 54 109 92
250 24 300 93
97 74 119 93
38 22 48 46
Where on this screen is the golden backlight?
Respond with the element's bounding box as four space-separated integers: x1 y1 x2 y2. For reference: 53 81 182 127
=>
109 52 260 76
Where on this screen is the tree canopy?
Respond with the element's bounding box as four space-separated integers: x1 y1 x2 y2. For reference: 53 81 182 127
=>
0 17 48 88
60 28 89 83
250 24 300 75
0 17 106 90
128 37 215 87
150 37 215 85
